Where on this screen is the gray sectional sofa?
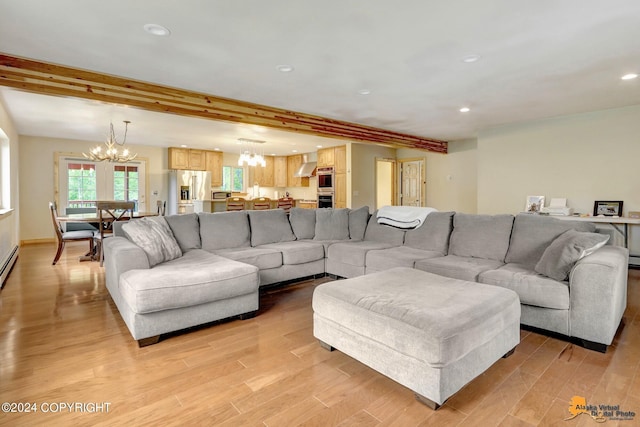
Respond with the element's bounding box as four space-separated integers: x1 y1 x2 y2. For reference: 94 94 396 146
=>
103 207 628 351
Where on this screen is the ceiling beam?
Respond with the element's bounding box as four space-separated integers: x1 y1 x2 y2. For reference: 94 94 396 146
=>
0 53 447 153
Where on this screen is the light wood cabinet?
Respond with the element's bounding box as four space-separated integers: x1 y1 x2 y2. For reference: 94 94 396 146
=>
335 172 347 208
287 155 309 187
297 201 317 209
252 156 274 187
205 151 223 187
334 145 347 174
317 147 335 168
274 156 288 187
169 147 206 171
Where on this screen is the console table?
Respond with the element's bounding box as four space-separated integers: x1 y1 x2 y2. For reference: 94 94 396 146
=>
554 215 640 249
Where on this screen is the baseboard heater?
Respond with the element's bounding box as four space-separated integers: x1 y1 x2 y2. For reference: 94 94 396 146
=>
0 245 18 289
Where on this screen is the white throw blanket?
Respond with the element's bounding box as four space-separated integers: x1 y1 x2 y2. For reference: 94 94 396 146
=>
376 206 438 229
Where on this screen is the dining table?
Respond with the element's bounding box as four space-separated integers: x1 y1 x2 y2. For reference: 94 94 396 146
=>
56 211 159 261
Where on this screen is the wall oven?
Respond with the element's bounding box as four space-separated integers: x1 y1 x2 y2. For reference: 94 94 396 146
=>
317 167 334 191
318 192 334 209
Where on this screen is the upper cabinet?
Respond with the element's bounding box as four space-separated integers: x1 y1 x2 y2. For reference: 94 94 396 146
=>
169 147 205 171
334 145 346 174
205 151 223 187
287 154 309 187
274 156 288 187
317 147 335 168
252 156 275 187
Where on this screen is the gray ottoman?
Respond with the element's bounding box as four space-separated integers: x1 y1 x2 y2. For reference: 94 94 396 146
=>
312 267 520 409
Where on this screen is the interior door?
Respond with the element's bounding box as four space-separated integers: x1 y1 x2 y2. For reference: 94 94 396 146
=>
400 159 424 207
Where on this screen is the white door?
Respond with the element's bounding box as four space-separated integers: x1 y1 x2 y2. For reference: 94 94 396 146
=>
400 160 424 207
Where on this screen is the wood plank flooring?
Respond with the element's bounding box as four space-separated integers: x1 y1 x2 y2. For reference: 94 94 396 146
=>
1 242 640 426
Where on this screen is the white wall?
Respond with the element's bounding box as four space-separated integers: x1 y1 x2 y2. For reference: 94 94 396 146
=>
0 96 19 284
19 136 167 242
351 143 396 210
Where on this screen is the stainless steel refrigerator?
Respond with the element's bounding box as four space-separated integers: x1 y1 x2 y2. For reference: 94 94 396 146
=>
168 170 212 215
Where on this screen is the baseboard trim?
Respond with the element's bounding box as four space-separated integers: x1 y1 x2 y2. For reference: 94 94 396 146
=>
20 238 56 245
0 245 18 289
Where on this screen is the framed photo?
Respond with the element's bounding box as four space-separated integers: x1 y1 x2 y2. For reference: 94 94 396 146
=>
525 196 545 213
593 200 623 217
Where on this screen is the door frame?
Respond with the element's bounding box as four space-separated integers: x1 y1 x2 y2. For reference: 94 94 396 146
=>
398 157 426 207
374 157 397 209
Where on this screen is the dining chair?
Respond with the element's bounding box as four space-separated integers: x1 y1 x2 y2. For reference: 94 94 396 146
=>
252 197 271 210
156 200 166 216
276 197 295 214
226 197 246 211
49 201 95 265
95 200 135 266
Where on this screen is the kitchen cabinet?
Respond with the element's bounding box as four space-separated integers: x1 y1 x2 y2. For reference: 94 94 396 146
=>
317 147 335 167
274 156 288 187
296 201 317 209
169 147 205 171
252 156 274 187
334 145 347 174
335 172 347 208
205 151 223 187
287 154 309 187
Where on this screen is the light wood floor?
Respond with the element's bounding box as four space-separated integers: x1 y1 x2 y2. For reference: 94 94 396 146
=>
2 242 640 426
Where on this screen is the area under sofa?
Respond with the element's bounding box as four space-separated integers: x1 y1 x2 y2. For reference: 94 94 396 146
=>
103 207 628 351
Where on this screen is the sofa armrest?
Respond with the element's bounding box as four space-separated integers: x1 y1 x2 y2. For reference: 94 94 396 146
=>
103 237 150 294
568 245 628 345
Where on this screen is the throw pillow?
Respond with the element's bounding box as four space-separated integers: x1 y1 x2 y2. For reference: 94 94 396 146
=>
289 208 316 239
348 206 370 240
534 229 610 281
314 208 350 240
248 209 296 246
122 216 182 267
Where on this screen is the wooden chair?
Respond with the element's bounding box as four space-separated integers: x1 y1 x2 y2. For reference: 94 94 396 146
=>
156 200 166 216
277 197 295 213
252 197 271 210
49 201 95 265
95 201 135 266
226 197 246 211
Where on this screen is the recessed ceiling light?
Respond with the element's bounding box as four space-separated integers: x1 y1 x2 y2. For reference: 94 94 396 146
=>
621 73 638 80
357 89 371 95
143 24 171 36
462 54 480 63
276 64 294 73
459 107 470 113
214 148 220 151
292 149 298 153
316 145 323 148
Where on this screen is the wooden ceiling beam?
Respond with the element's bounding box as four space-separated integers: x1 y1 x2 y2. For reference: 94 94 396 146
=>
0 53 448 153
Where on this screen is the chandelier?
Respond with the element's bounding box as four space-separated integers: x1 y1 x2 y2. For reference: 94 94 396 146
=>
237 138 266 167
83 121 137 162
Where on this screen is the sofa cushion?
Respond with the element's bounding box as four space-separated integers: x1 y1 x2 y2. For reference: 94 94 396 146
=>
259 241 325 265
415 255 504 282
315 208 350 240
349 206 370 240
449 213 514 261
365 246 444 272
403 211 454 254
164 213 201 252
534 230 610 281
479 263 569 309
213 247 282 270
199 211 250 251
121 216 182 267
248 209 296 246
327 240 396 267
363 211 406 245
119 249 258 314
289 208 316 239
505 214 597 269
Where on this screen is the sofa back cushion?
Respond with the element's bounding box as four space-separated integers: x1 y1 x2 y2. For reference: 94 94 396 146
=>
363 210 406 246
248 209 296 246
449 213 514 261
315 208 350 240
164 213 201 252
505 214 597 269
348 206 370 240
199 211 251 251
289 207 316 239
404 211 454 254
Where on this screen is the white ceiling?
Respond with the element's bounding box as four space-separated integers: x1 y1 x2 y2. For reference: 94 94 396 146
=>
1 0 639 154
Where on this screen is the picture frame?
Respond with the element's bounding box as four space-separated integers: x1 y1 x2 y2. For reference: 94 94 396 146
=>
593 200 623 217
525 195 545 213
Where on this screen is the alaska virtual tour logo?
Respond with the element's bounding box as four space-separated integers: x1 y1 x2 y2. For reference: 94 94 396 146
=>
565 396 636 423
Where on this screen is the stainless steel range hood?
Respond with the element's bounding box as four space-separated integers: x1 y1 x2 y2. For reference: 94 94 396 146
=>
293 154 317 177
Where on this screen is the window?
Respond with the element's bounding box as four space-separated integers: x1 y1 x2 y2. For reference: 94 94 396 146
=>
222 166 244 192
114 165 139 202
67 162 97 208
0 129 9 210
